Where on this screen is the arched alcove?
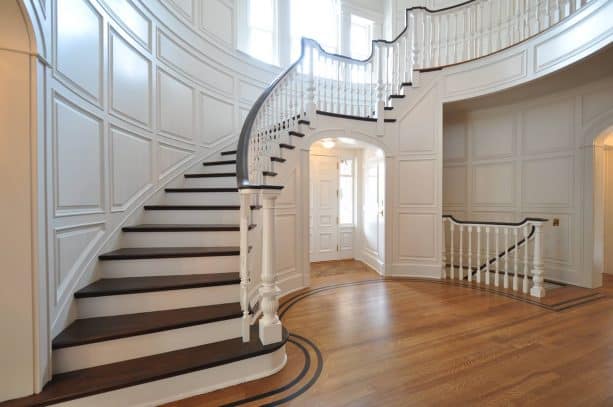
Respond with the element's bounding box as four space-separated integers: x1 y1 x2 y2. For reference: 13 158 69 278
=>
0 0 47 400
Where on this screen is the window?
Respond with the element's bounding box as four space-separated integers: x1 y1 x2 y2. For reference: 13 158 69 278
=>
289 0 340 61
339 158 354 224
350 15 374 60
240 0 277 65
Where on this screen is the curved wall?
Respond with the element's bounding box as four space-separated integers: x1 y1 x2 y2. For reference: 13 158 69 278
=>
10 0 279 397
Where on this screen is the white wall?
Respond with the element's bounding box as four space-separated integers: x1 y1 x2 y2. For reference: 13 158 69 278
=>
4 0 279 400
443 74 613 287
605 145 613 274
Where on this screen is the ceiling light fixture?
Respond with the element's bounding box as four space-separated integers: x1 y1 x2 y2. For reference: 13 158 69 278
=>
338 137 356 144
321 138 336 149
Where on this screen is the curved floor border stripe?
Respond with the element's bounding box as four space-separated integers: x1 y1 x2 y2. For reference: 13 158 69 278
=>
219 275 602 405
221 335 322 406
261 334 324 407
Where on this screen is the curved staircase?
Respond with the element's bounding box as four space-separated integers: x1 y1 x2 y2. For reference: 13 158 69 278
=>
2 150 289 406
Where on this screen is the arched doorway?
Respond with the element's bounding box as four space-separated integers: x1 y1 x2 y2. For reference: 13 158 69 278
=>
307 136 386 275
0 0 47 399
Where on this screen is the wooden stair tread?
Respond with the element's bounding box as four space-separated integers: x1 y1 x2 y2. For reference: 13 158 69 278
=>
3 328 287 406
75 273 241 298
52 303 242 349
263 171 277 177
144 204 261 210
202 160 236 166
165 187 238 193
184 172 236 178
270 156 286 163
99 246 240 260
220 150 237 155
122 224 254 232
279 143 295 150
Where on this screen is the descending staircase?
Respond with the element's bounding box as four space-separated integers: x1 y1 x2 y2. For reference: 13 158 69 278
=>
3 149 291 406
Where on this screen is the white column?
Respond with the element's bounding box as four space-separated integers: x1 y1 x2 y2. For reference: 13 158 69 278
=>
259 189 283 345
530 221 547 298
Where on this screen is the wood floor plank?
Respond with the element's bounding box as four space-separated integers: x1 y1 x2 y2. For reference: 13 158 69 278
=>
171 260 612 406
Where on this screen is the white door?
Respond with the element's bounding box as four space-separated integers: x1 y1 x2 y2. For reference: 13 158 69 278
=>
310 154 340 262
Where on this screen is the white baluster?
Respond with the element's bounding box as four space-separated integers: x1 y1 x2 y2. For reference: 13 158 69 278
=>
442 218 447 279
476 226 482 283
485 227 490 285
494 227 500 287
523 225 530 294
530 221 546 297
504 228 509 289
467 226 473 282
450 222 455 279
459 225 464 280
513 228 519 291
259 189 283 345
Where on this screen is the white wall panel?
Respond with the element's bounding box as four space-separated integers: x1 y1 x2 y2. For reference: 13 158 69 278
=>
110 127 152 210
442 117 466 161
158 32 234 95
443 165 466 206
200 92 234 144
54 96 104 215
397 159 436 205
55 0 102 103
522 99 573 154
472 163 514 206
54 223 105 300
104 0 151 48
397 213 436 259
167 0 194 21
581 83 613 125
522 156 572 207
201 0 233 45
110 30 151 127
158 69 195 141
275 215 296 272
471 114 514 159
158 142 192 179
398 87 436 153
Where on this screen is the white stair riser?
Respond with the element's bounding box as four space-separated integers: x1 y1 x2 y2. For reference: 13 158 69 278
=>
77 285 240 318
58 347 286 407
163 192 240 205
199 164 236 173
121 230 240 247
52 318 242 374
143 210 240 224
101 256 239 278
183 177 237 188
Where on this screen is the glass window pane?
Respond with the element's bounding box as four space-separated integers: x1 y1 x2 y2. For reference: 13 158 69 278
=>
339 176 353 224
350 14 373 60
249 29 274 64
290 0 339 61
340 159 353 176
249 0 274 30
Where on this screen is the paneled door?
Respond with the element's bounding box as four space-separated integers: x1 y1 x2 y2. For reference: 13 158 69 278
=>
362 149 385 269
310 154 340 262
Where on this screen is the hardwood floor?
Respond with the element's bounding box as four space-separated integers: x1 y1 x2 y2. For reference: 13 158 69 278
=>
167 261 613 406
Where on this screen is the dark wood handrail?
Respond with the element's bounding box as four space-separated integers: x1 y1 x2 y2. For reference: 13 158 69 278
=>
442 215 548 227
236 1 478 188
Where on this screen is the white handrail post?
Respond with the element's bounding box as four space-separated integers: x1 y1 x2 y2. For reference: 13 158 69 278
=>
530 221 547 298
306 42 316 125
259 189 283 345
239 189 253 342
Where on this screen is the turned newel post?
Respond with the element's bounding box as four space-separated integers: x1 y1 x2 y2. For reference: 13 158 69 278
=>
239 189 253 342
530 221 546 298
259 189 283 345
